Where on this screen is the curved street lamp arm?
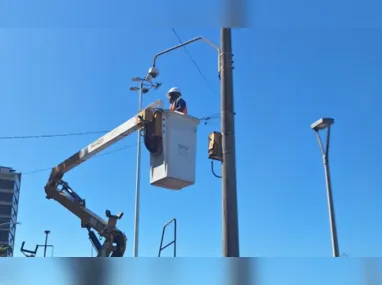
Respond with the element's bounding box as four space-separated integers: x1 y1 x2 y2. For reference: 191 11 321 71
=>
152 36 220 67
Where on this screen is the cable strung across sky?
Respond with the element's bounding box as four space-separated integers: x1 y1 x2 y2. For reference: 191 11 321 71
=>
171 28 217 94
18 114 220 176
0 130 108 140
0 114 219 141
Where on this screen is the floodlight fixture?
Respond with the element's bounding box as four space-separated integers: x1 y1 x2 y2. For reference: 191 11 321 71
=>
132 77 142 82
311 117 334 132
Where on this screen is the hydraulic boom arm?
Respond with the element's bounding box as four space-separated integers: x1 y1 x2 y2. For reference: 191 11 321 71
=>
44 100 163 257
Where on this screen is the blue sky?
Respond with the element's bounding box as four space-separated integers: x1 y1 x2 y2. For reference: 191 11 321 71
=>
0 14 382 259
1 27 382 261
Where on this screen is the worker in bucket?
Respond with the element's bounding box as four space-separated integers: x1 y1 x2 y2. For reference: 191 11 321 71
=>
166 87 188 115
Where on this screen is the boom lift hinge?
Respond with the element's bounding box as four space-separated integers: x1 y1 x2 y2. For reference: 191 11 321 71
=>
43 100 164 257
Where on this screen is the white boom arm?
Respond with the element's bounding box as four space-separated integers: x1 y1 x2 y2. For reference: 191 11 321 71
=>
46 99 163 182
44 99 163 257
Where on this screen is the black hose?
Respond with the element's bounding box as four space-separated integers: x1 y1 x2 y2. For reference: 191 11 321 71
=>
143 110 163 156
211 160 222 179
111 233 126 257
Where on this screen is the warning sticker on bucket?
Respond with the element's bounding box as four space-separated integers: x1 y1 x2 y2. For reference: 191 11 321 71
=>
176 144 190 157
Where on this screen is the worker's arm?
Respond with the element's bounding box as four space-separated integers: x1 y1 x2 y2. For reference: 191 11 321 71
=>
174 98 187 113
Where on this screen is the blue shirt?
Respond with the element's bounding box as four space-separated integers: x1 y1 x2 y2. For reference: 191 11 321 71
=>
170 97 187 114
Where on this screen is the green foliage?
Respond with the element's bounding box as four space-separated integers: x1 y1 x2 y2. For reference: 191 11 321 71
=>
0 245 10 257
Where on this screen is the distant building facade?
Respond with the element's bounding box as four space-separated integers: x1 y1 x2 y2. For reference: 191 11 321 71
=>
0 166 21 257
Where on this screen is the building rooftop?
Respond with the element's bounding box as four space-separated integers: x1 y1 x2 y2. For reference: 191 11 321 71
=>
0 166 16 173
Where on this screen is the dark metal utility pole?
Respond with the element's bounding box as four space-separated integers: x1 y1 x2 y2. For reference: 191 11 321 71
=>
220 28 240 257
43 230 50 257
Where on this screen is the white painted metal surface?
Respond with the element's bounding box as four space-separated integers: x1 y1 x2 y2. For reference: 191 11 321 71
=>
150 110 200 190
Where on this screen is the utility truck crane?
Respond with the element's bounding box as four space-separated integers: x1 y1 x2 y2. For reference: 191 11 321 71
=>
44 99 200 257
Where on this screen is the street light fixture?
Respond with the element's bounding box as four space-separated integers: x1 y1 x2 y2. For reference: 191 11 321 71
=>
146 66 160 81
311 117 340 257
311 118 334 131
129 75 161 258
132 77 142 82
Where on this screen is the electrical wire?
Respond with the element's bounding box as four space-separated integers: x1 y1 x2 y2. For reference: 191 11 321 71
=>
0 115 218 141
22 143 137 175
171 28 217 94
200 113 220 126
210 160 222 179
200 113 220 120
171 29 225 126
0 130 108 140
16 115 220 176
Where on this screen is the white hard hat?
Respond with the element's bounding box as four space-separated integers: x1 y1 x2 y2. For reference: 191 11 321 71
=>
167 87 181 96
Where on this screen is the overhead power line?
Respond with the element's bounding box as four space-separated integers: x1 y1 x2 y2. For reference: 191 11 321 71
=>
0 114 219 141
20 114 220 176
0 130 108 140
171 28 217 94
22 143 137 175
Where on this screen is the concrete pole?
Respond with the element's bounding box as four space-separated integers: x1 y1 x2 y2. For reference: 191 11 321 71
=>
132 80 144 257
220 28 240 257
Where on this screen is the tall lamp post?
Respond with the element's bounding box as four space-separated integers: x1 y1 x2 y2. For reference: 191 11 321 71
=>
129 76 161 257
311 117 340 257
43 230 50 257
145 28 239 257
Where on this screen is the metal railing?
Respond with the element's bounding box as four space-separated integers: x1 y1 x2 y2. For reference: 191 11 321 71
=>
158 218 177 257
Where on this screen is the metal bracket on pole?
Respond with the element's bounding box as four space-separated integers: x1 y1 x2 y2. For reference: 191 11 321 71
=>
219 51 235 79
